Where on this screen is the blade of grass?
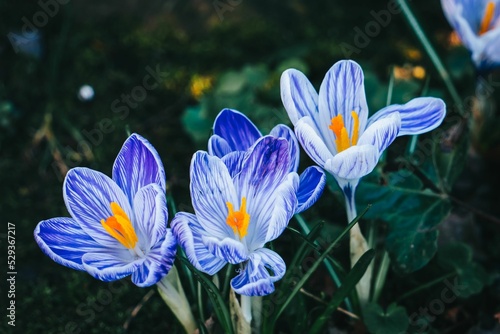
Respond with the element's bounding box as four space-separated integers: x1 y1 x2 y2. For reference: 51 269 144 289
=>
397 0 465 117
371 251 390 303
168 192 196 300
293 214 349 309
286 226 346 277
309 250 376 334
221 264 234 299
395 272 455 303
386 65 395 106
265 206 371 333
178 257 234 334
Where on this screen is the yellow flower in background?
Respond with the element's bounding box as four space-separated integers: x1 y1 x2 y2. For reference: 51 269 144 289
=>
190 74 213 99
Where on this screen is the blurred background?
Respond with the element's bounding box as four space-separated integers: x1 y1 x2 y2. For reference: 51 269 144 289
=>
2 0 500 333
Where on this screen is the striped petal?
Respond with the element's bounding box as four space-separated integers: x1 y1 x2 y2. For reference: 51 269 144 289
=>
34 217 105 271
82 251 140 282
201 236 249 264
324 145 379 180
234 137 294 248
212 109 262 153
270 124 300 172
112 133 166 204
318 60 369 145
295 117 335 167
171 212 227 275
190 151 238 240
296 166 326 213
231 249 286 296
262 173 299 246
131 230 177 287
367 97 446 136
133 183 168 249
64 167 133 248
280 69 319 126
358 113 401 156
208 135 232 158
221 151 245 178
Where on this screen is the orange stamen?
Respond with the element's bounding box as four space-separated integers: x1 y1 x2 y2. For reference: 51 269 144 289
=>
101 202 138 249
226 197 250 239
328 111 360 152
479 2 496 35
351 111 359 145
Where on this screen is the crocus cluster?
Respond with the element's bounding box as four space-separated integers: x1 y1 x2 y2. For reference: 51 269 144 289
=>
34 59 446 302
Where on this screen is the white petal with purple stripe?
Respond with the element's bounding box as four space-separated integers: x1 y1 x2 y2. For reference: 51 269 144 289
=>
367 97 445 136
64 167 133 248
280 69 320 126
171 212 227 275
112 133 166 204
230 248 286 296
34 217 105 271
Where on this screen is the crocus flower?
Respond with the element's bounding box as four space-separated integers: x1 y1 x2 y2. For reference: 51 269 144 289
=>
172 136 300 296
208 108 325 213
280 59 446 193
34 134 177 287
441 0 500 70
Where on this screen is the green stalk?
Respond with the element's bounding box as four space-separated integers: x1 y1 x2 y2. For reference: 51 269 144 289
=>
345 187 372 310
294 214 352 312
167 192 196 300
395 272 456 303
371 251 390 303
398 0 465 116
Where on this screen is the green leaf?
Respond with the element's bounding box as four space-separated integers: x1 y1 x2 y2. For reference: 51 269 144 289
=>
216 70 247 94
356 169 451 274
309 250 376 334
178 257 234 334
437 242 472 269
437 242 489 298
364 303 409 334
181 104 213 143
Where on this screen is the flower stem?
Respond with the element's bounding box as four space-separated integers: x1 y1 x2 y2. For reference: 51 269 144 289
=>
157 266 197 334
241 294 252 324
344 185 372 310
371 251 390 303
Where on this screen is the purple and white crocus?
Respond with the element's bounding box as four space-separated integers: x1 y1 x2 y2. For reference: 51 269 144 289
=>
172 136 301 297
281 59 446 197
34 134 177 287
281 59 446 305
208 108 325 213
441 0 500 70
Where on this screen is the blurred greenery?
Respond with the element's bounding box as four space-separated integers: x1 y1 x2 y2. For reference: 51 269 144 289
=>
2 0 500 333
